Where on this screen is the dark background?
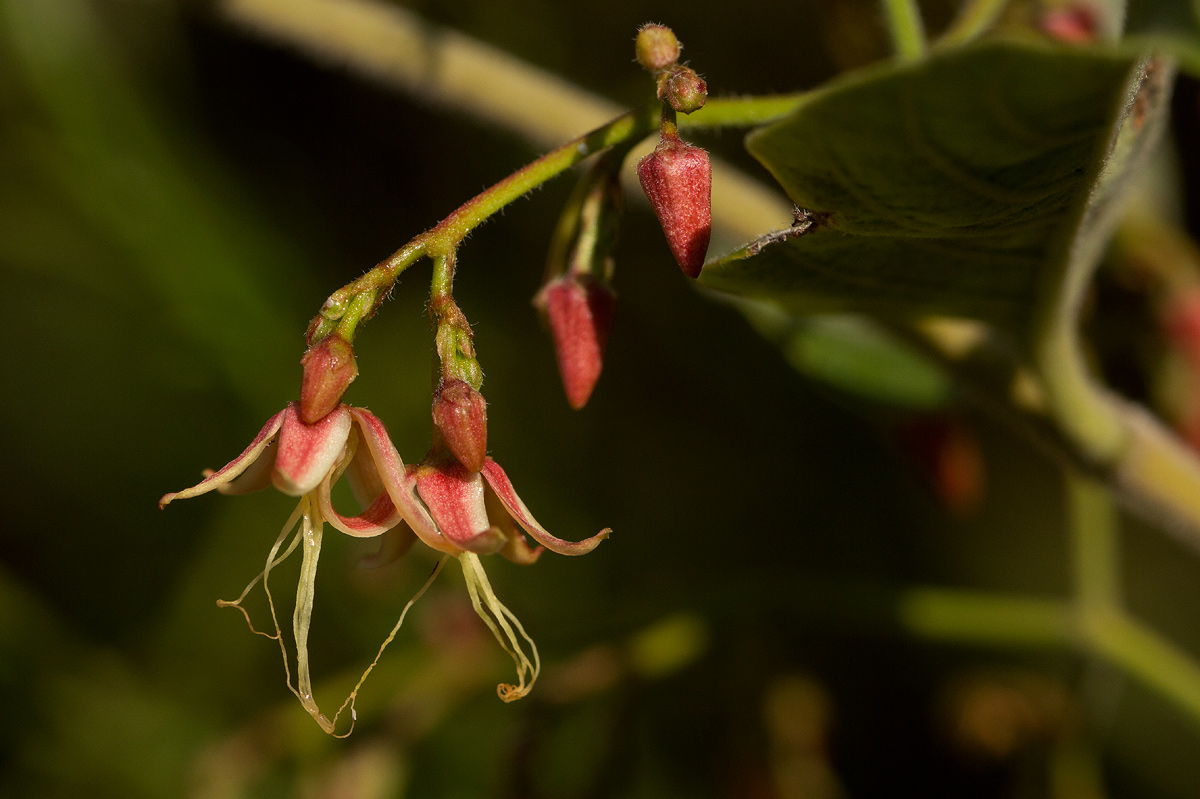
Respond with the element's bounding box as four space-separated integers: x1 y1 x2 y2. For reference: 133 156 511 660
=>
1 0 1198 796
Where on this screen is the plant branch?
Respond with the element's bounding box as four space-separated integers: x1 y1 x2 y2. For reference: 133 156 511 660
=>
1066 473 1122 612
937 0 1010 48
880 0 928 61
217 0 803 246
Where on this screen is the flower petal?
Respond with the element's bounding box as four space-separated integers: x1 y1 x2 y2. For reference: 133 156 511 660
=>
317 479 401 538
484 482 543 565
349 408 458 554
272 404 352 496
481 459 610 556
415 463 506 555
159 408 286 508
345 437 386 509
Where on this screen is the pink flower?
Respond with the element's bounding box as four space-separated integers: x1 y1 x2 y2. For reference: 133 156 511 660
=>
161 401 610 730
160 402 607 560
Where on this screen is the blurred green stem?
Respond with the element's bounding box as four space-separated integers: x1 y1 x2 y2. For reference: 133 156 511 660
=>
1067 474 1121 612
938 0 1009 47
880 0 928 61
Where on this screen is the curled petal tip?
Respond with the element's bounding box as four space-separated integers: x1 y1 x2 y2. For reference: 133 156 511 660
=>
480 459 611 557
159 410 286 508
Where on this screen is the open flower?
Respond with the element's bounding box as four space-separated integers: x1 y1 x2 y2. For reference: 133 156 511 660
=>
162 400 609 731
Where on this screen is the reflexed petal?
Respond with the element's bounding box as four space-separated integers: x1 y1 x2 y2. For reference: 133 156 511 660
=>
481 459 610 556
415 463 506 555
159 408 286 508
345 436 386 509
272 404 353 496
484 482 543 565
316 474 401 539
349 408 459 554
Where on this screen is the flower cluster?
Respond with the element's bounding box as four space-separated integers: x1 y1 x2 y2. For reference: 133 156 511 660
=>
162 390 608 733
161 20 718 737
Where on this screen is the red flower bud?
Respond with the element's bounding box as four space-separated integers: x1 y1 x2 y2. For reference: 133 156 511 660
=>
299 335 357 424
636 134 712 278
537 274 616 410
432 379 489 472
635 24 680 73
658 66 707 114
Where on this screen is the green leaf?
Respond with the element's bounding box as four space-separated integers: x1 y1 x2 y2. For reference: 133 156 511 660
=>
734 300 953 409
700 41 1140 337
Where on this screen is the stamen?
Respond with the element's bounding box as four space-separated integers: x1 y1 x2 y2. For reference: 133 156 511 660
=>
327 555 449 738
216 499 306 640
293 506 333 733
460 553 541 702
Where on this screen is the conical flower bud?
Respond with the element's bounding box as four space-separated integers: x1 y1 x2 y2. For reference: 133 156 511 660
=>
636 134 711 278
536 274 616 410
432 379 489 472
299 335 358 424
635 24 680 73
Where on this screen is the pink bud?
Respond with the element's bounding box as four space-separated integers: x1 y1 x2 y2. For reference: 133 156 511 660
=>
537 275 616 410
432 379 489 473
636 134 711 279
300 335 358 425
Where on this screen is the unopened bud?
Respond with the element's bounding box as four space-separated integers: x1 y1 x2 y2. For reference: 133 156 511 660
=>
432 379 489 472
635 24 680 73
299 335 357 424
636 134 712 278
658 67 707 114
536 275 616 410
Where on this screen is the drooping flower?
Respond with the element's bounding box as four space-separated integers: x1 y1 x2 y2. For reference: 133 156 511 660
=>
162 400 609 730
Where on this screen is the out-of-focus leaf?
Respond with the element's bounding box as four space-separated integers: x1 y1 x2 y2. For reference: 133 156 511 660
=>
0 0 307 412
701 42 1138 337
733 298 953 408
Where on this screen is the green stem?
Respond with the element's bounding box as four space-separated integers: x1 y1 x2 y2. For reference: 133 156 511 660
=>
311 90 811 343
899 588 1073 646
1085 611 1200 723
425 103 661 255
937 0 1009 48
334 290 376 341
681 93 812 128
1067 473 1122 612
880 0 928 61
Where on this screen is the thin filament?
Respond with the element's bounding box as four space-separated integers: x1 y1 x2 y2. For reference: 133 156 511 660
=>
460 553 540 702
216 499 306 640
293 508 332 733
327 555 450 738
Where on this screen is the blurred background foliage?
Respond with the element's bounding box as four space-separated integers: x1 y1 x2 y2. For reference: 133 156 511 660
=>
1 0 1200 797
